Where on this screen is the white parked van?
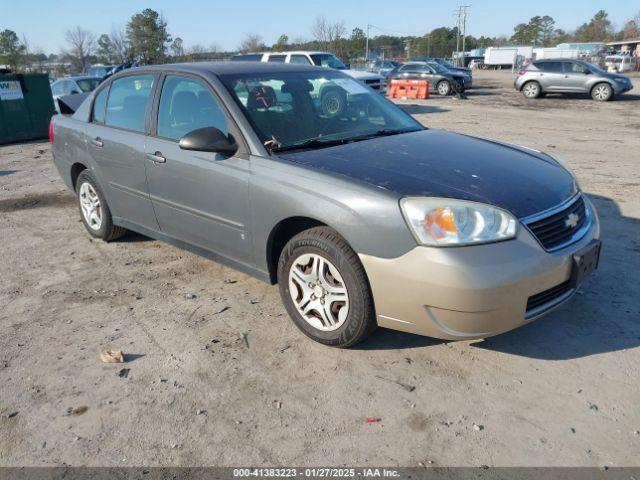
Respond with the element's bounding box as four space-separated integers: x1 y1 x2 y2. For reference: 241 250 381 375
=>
605 55 633 73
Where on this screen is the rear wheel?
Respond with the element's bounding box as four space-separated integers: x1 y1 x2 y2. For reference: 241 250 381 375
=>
591 82 613 101
436 80 451 96
76 170 126 242
522 81 541 98
277 227 377 347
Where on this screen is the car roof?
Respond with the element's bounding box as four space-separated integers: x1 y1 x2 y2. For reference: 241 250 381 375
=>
113 61 325 77
236 51 332 56
54 76 100 82
533 58 580 62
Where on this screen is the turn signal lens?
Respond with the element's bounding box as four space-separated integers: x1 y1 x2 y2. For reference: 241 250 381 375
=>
401 198 518 246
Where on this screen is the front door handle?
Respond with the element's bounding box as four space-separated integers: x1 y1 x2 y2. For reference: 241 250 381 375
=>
146 152 166 164
90 137 103 148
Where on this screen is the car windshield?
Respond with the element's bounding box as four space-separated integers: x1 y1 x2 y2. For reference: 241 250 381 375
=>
220 71 423 152
76 78 101 92
309 54 347 70
436 59 455 69
579 61 605 75
428 63 449 74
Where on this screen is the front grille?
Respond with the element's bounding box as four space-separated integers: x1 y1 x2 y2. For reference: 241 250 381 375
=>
524 195 588 251
526 280 572 314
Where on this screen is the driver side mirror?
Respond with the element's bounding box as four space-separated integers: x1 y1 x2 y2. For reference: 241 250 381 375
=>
179 127 238 156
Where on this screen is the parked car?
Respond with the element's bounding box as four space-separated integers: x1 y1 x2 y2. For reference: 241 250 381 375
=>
514 59 633 101
369 59 402 77
230 51 385 93
50 76 101 113
85 64 117 78
411 57 472 77
50 62 601 347
387 62 471 95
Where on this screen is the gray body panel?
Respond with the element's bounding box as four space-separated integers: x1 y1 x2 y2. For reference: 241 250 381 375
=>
514 59 633 95
50 61 580 287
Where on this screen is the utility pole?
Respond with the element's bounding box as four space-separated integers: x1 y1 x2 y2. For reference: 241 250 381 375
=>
453 5 470 66
365 24 370 62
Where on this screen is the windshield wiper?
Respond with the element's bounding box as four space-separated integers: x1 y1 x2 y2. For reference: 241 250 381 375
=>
271 137 351 153
271 128 422 153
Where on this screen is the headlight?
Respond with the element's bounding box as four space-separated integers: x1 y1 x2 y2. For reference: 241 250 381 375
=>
400 197 518 246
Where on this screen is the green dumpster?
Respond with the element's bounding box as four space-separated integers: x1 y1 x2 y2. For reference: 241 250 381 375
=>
0 73 56 145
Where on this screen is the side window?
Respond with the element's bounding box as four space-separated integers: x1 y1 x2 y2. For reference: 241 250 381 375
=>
92 86 109 123
105 75 155 133
157 75 229 141
51 82 64 95
541 62 562 73
268 55 287 63
564 62 586 74
290 55 311 65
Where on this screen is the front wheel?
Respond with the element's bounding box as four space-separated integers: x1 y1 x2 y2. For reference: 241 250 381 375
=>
320 89 345 117
277 227 377 347
591 82 613 102
436 80 451 96
76 170 126 241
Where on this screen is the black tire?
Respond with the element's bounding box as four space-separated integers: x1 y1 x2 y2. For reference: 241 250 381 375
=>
76 170 126 242
436 80 451 96
320 88 346 117
522 81 541 99
277 226 377 347
591 82 613 102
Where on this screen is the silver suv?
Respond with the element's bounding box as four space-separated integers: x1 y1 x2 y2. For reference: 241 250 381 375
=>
514 59 633 101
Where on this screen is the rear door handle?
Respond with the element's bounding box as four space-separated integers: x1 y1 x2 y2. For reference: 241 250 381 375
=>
146 152 166 164
90 137 103 148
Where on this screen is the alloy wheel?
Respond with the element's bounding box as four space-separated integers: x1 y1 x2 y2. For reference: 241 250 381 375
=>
523 83 539 98
288 253 349 331
79 182 102 231
593 85 610 101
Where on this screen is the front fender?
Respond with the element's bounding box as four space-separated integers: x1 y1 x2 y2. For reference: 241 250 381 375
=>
248 155 417 273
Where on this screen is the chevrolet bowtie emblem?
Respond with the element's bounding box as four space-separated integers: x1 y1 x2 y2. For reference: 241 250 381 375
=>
565 213 579 228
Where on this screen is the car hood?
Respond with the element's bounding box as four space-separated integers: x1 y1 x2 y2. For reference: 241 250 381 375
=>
344 69 382 81
280 130 577 218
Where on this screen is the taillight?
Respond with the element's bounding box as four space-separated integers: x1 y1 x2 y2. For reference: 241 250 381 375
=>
49 118 55 144
518 68 526 76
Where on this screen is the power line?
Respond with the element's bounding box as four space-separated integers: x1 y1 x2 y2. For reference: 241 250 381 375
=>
453 5 470 65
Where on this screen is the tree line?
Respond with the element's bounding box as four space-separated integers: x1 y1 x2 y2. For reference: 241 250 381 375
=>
1 8 639 74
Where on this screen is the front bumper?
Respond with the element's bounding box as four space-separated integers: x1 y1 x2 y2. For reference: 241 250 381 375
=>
359 199 600 340
613 82 633 94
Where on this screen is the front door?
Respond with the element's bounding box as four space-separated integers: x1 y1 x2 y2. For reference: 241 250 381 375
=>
561 62 590 92
85 74 159 231
144 74 253 265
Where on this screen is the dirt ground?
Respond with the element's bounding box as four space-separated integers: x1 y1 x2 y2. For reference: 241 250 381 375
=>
1 70 639 467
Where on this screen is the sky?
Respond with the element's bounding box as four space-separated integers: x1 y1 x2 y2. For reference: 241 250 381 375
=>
4 0 634 54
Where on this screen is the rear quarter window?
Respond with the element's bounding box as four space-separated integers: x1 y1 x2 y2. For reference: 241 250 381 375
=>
92 86 109 123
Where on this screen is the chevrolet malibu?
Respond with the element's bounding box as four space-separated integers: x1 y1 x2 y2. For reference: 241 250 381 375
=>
50 62 601 347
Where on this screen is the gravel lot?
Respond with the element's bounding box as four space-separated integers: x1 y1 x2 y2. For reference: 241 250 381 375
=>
1 70 639 467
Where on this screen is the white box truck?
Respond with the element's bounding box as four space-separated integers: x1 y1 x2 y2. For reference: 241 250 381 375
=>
484 47 518 69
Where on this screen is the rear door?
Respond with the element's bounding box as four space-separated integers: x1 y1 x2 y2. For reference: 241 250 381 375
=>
84 73 159 230
537 61 564 91
144 73 252 264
